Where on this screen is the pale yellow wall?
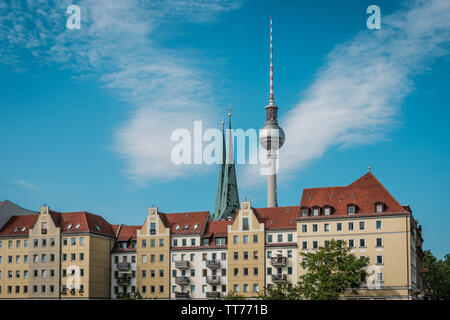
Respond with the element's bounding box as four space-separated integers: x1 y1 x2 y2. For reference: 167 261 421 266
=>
227 202 265 297
137 208 171 299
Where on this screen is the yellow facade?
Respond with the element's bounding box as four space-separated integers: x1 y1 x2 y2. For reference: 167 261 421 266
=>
136 208 171 298
227 202 265 297
0 236 30 298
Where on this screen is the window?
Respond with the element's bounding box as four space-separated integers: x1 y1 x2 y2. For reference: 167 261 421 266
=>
50 238 55 246
301 208 308 217
243 235 249 244
159 254 164 262
349 239 355 248
233 236 238 244
242 218 249 231
288 234 293 242
193 224 199 230
63 238 67 246
267 267 272 275
253 284 259 293
243 284 249 292
359 221 365 230
79 237 84 246
150 223 156 234
233 284 239 292
33 239 38 248
313 208 319 216
267 234 273 243
173 239 178 247
376 272 384 283
42 254 47 263
253 251 259 260
234 268 239 276
50 254 54 262
41 222 47 234
183 224 189 231
267 251 272 258
190 238 195 246
243 251 249 260
324 224 330 232
142 240 147 248
253 235 258 243
233 252 238 260
348 205 356 215
376 220 382 229
359 239 366 247
312 224 318 232
376 203 384 213
216 237 226 245
324 240 330 247
324 207 331 216
337 223 342 231
33 255 38 263
277 234 283 242
376 238 383 247
71 253 75 261
348 222 354 231
302 225 307 233
151 239 156 247
376 255 383 265
243 268 248 276
16 240 20 248
302 241 308 250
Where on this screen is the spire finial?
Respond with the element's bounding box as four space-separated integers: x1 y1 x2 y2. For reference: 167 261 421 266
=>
269 16 274 105
368 166 372 172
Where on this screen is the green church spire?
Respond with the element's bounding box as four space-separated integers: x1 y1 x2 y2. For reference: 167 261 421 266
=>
212 113 240 221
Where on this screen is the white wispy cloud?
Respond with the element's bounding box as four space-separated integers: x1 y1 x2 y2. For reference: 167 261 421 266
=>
0 0 241 183
12 179 41 191
242 0 450 186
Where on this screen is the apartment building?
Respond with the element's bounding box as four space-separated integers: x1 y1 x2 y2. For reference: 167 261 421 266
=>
0 206 115 299
296 172 424 300
136 207 171 298
111 225 140 298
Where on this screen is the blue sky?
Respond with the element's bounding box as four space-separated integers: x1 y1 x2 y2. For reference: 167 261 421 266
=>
0 0 449 258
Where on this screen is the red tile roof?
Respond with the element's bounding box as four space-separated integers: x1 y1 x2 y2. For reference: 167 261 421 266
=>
299 172 409 217
49 210 116 237
159 211 209 235
252 206 300 230
116 225 140 241
0 214 39 236
203 220 233 238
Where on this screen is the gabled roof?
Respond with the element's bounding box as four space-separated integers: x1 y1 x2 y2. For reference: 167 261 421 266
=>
116 225 141 241
0 214 39 236
48 210 115 237
299 172 409 217
159 211 209 235
253 206 300 230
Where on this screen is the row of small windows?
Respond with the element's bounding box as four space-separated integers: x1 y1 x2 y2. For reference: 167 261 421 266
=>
114 255 136 264
232 267 259 277
0 237 85 249
267 233 294 243
172 268 227 278
0 285 58 294
172 252 226 262
232 234 259 244
0 253 57 264
300 238 384 250
232 251 260 260
300 202 386 216
173 285 227 294
301 220 382 233
141 254 165 263
141 238 164 248
267 267 293 275
233 283 259 293
141 285 165 294
0 268 84 279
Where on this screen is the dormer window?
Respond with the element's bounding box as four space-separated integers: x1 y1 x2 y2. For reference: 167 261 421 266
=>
67 224 72 230
95 225 101 231
193 224 199 230
324 206 332 216
301 208 309 217
375 202 385 213
13 227 18 233
21 227 27 232
75 224 81 229
175 225 180 230
312 207 320 216
347 205 356 215
184 224 190 230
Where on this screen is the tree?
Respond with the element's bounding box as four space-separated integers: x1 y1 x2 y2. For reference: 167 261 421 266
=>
297 239 369 300
422 250 450 300
258 281 302 300
220 291 246 300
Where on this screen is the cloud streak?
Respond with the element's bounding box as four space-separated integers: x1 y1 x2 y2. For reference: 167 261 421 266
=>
0 0 241 183
243 0 450 186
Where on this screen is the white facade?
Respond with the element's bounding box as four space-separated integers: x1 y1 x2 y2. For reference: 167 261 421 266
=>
111 251 137 299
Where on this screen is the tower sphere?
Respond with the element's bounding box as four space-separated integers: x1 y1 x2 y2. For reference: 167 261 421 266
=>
259 123 285 151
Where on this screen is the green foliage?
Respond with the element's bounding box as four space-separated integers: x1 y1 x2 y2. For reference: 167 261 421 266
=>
220 291 247 300
297 239 369 300
258 282 302 300
422 250 450 300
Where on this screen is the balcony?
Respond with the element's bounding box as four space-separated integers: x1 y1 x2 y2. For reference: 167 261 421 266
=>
117 262 131 271
117 276 131 286
206 276 221 285
175 292 189 299
206 260 221 269
272 274 287 283
175 277 190 285
270 256 287 267
206 292 221 299
175 261 190 269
